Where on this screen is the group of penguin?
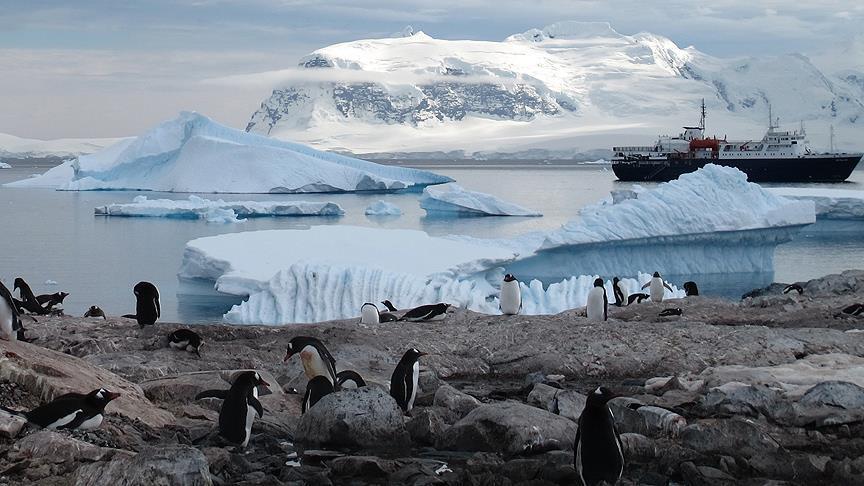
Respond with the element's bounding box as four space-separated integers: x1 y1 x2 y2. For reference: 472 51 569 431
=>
781 283 864 319
0 277 70 342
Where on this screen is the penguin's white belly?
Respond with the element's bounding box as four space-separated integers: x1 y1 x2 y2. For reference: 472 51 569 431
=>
360 306 379 324
586 288 605 321
301 346 333 384
0 301 15 341
242 404 256 447
47 409 83 430
77 414 104 430
500 281 522 315
617 282 629 306
426 312 446 321
407 361 419 412
169 340 188 349
650 279 664 302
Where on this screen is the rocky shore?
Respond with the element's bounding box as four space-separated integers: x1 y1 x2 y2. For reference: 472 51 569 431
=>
2 270 864 485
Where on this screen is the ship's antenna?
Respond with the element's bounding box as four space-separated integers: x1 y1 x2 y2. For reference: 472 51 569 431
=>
829 124 835 153
699 98 706 131
767 103 776 131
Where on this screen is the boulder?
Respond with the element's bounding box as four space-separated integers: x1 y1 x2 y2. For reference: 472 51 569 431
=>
0 409 27 438
405 407 452 445
699 382 780 417
327 456 398 478
638 406 686 437
681 419 780 457
620 433 657 462
527 383 559 412
433 384 480 418
9 431 133 465
679 462 738 486
294 386 409 449
74 445 212 486
437 400 577 455
0 340 174 428
555 390 587 422
771 381 864 427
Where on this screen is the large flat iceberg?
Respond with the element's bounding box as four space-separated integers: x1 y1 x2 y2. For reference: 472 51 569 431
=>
766 187 864 220
94 195 344 221
7 112 452 193
420 184 542 216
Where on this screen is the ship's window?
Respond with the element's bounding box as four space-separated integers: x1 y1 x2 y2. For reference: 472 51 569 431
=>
792 141 797 144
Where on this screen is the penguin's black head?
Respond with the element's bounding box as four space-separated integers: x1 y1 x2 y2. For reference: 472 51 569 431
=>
284 336 322 362
381 300 397 311
653 272 661 278
133 281 158 297
593 278 604 287
13 278 25 291
586 386 615 407
233 371 270 389
613 277 620 283
58 292 70 302
503 274 517 282
401 348 428 363
87 388 121 408
89 305 99 312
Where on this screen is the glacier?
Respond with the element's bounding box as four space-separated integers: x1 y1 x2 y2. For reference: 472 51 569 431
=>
177 165 813 324
0 131 123 160
7 112 452 193
420 184 542 217
94 195 344 222
766 188 864 220
365 200 402 216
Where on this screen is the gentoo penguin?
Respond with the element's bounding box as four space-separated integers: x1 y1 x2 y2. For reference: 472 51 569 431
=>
0 281 22 341
399 303 451 322
586 278 608 321
336 370 367 388
218 371 268 447
381 300 398 312
574 386 624 486
284 336 338 386
499 274 522 315
13 277 49 315
167 329 204 357
840 303 864 316
84 305 107 319
783 283 804 295
659 308 683 317
36 291 69 312
128 281 160 327
360 302 398 324
627 293 650 305
390 348 427 413
612 277 628 307
641 272 673 303
683 281 699 297
302 375 334 414
2 388 120 430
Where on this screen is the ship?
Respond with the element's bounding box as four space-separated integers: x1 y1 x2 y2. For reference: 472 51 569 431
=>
612 101 862 182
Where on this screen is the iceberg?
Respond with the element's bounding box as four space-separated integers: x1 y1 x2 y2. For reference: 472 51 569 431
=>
420 184 542 217
94 195 344 221
364 200 402 216
4 160 75 188
767 187 864 220
0 162 10 169
7 112 452 193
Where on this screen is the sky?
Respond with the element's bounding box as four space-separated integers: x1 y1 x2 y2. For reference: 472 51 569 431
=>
1 1 862 139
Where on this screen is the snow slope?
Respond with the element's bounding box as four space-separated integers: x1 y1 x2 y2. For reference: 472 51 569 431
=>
244 22 863 157
767 188 864 220
0 132 123 160
420 184 542 216
8 112 452 193
94 195 345 221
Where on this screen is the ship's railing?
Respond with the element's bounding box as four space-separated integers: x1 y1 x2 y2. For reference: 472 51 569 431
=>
613 146 658 152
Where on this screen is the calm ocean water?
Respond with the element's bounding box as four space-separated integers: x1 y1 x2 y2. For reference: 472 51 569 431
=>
1 163 862 323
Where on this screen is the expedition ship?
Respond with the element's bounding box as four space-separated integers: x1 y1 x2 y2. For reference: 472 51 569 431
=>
612 101 862 182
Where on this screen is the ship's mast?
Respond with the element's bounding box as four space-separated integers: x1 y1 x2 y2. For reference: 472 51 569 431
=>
830 124 835 153
767 103 778 131
699 98 706 131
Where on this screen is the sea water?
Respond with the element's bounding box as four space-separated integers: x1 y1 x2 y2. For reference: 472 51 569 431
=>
0 163 862 323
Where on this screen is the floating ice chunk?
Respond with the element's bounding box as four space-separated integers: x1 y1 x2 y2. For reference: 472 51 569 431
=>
94 195 344 221
44 280 58 285
420 183 542 216
4 160 75 188
0 162 10 169
365 200 402 216
767 187 864 220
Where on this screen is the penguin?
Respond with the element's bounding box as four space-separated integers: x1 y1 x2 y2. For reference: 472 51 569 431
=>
683 281 699 297
627 293 650 305
840 303 864 316
167 329 204 357
390 348 427 413
302 375 334 414
127 281 160 327
659 308 683 317
13 277 49 315
574 386 624 486
2 388 120 430
283 336 338 386
218 371 268 447
783 283 804 295
36 291 69 312
336 370 367 389
586 278 608 321
84 305 107 319
381 300 398 312
612 277 627 307
641 272 673 303
378 311 399 323
0 281 22 341
399 303 451 322
499 274 522 315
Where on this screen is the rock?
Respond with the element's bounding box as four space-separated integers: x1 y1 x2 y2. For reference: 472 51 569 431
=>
433 384 480 418
681 419 779 457
527 383 559 412
638 406 686 437
406 407 451 445
799 380 864 409
327 456 398 478
9 431 133 465
415 369 442 407
771 380 864 427
609 397 648 435
699 381 780 417
74 445 212 486
620 433 657 462
679 461 738 485
437 400 577 455
555 390 587 422
294 386 409 449
0 340 174 428
0 409 27 438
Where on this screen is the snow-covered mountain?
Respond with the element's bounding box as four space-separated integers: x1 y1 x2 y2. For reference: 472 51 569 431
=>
0 132 123 161
245 22 864 158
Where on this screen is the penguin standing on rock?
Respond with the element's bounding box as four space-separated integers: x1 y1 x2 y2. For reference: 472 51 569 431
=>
0 281 22 341
13 278 49 315
218 371 268 447
642 272 674 303
167 329 204 357
612 277 627 307
586 278 608 321
390 348 427 413
36 292 69 312
284 336 338 386
499 274 522 315
302 375 334 414
2 388 120 430
399 303 451 322
123 281 160 327
574 386 624 486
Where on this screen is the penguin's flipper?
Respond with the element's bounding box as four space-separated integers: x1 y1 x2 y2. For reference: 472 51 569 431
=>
250 396 264 418
56 410 88 430
195 389 229 400
641 282 650 290
603 292 608 321
121 314 138 319
664 282 674 292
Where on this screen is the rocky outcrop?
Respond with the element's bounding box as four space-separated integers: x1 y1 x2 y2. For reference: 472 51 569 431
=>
74 445 213 486
433 384 480 418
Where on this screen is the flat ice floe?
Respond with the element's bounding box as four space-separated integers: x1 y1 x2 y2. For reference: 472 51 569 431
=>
420 184 542 216
767 187 864 220
6 112 452 193
95 195 344 223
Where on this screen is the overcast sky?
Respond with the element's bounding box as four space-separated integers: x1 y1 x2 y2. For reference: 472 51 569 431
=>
1 1 861 139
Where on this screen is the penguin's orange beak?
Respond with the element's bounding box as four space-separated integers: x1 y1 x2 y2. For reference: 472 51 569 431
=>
258 378 270 387
106 391 121 401
418 352 429 357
